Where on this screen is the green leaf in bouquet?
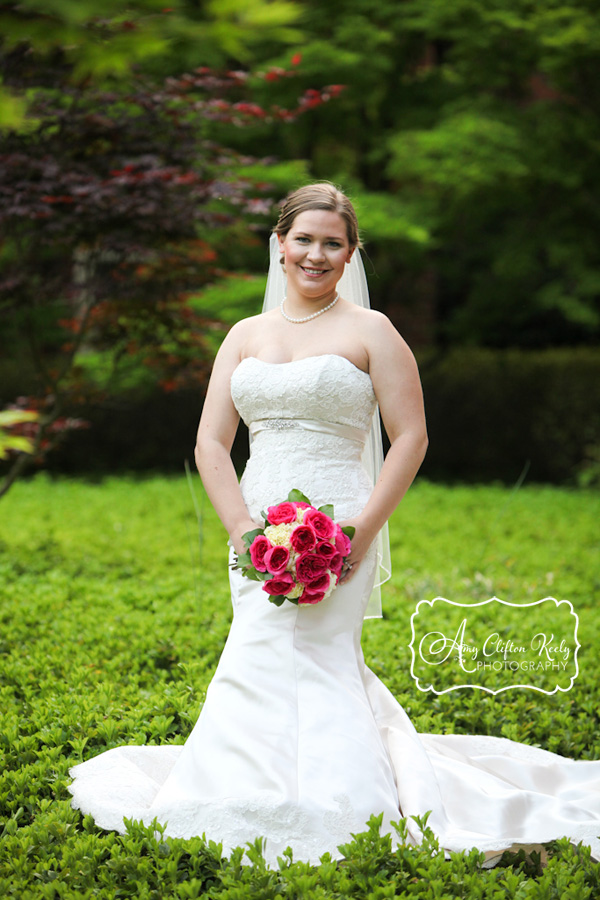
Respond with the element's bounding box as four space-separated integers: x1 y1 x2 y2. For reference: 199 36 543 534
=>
341 526 356 540
256 570 274 582
244 569 265 582
287 489 311 505
260 509 268 521
234 550 252 568
242 527 265 548
268 595 286 606
317 504 334 519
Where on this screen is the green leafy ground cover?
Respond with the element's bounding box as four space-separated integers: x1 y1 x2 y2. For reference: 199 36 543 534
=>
1 475 599 898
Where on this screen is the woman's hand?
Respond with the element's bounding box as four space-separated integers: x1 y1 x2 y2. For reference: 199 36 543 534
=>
230 519 263 557
336 517 377 585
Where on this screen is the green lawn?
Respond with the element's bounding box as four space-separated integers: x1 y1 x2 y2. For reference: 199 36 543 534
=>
1 474 599 898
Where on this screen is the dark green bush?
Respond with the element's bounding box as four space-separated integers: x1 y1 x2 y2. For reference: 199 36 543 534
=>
420 348 600 485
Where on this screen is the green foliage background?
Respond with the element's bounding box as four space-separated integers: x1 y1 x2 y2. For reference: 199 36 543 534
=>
3 0 600 348
1 476 599 895
254 0 600 347
2 0 600 488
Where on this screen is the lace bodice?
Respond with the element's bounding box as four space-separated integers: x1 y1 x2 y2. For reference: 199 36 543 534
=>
230 354 375 430
230 354 377 520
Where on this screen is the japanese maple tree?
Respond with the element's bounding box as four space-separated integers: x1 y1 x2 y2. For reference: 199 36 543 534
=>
0 23 337 498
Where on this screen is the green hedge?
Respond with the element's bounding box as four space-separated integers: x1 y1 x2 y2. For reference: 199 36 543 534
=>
4 348 599 485
420 348 600 485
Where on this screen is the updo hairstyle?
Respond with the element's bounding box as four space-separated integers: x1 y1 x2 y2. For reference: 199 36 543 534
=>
274 183 362 249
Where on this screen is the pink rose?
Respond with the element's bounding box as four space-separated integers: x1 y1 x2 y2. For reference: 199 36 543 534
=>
335 525 352 557
295 552 328 584
249 535 271 572
267 501 297 525
315 540 336 561
299 588 326 605
329 552 343 576
303 508 336 541
264 545 290 575
307 572 331 592
263 572 296 596
290 524 317 553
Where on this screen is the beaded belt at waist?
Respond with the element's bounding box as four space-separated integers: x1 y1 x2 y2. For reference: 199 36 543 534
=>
248 417 368 445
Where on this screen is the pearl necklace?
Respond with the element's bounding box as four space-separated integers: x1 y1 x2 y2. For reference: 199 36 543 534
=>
280 292 340 324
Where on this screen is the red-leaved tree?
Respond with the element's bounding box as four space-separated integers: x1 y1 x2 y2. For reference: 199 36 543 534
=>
0 60 340 498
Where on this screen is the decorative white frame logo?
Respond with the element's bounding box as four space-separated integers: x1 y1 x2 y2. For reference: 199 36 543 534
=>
409 596 580 695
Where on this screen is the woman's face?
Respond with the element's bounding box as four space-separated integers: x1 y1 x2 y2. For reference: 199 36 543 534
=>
278 209 354 301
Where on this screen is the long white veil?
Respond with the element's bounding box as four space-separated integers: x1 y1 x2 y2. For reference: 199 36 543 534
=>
262 233 391 619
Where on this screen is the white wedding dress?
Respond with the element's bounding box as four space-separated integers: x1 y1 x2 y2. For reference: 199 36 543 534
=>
68 354 600 865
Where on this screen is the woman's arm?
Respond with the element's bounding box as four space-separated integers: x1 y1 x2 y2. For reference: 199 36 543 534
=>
339 312 428 581
194 323 259 555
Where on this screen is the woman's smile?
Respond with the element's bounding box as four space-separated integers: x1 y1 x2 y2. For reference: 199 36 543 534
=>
300 265 331 277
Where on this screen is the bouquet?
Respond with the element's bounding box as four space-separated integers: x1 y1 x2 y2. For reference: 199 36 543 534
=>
233 489 355 607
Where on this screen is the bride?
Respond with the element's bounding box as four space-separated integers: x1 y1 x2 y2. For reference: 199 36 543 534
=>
68 182 600 865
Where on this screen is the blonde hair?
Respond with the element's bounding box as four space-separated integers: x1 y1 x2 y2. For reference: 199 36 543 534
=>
274 182 361 249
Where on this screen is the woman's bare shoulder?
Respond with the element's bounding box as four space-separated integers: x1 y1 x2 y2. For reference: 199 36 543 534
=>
220 312 270 350
347 305 410 344
345 307 417 372
344 303 389 324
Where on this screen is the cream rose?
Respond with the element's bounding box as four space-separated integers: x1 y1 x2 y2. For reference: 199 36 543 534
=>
264 522 295 546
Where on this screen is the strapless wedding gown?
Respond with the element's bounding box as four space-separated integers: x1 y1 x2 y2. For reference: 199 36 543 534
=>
68 354 600 865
